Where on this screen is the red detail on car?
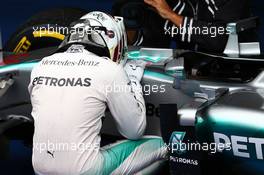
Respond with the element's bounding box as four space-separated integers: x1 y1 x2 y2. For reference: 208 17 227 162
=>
3 53 30 65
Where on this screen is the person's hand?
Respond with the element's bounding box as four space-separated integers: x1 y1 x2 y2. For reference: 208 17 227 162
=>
124 60 146 82
144 0 174 20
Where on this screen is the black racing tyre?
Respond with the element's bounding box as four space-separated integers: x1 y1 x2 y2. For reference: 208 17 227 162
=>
4 8 88 53
112 0 171 48
112 0 147 30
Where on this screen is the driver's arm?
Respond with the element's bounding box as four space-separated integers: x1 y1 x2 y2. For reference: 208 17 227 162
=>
106 65 146 140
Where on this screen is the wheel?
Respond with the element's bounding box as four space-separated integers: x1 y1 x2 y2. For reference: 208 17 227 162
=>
4 8 88 53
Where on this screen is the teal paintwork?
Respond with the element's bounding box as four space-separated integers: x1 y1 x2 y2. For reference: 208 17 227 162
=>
127 51 163 63
195 92 264 174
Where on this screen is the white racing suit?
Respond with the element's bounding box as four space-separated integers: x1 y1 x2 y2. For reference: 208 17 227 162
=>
28 46 167 175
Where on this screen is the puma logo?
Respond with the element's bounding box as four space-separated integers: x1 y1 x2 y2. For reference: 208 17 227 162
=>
47 150 55 158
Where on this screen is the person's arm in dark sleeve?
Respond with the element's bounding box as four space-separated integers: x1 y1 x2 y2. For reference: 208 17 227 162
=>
145 0 251 53
164 0 195 31
172 15 229 52
184 0 255 52
163 2 229 53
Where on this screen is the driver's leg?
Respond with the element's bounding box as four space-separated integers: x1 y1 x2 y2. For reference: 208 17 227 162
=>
100 136 167 175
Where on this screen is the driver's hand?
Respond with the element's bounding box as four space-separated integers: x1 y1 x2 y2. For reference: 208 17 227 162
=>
124 60 146 82
144 0 174 19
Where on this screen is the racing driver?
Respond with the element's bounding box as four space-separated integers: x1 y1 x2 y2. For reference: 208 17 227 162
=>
28 11 167 175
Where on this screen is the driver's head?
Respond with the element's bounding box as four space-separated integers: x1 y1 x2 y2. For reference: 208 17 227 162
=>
59 11 127 64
